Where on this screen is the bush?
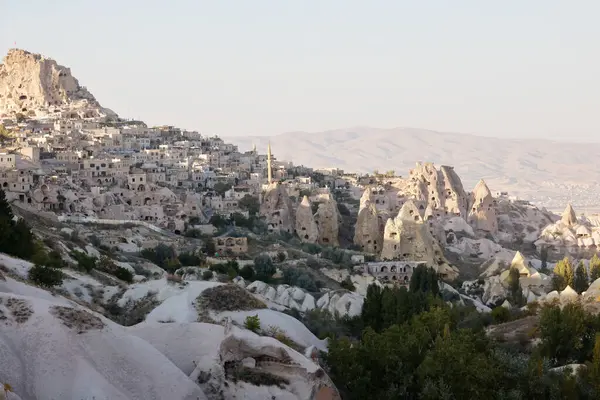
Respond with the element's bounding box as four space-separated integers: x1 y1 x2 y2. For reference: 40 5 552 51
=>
301 243 321 255
114 266 134 283
184 229 203 238
29 265 64 287
340 277 355 291
178 251 202 266
239 265 255 280
276 252 286 262
140 244 177 269
198 284 266 311
491 306 511 324
282 267 318 292
202 270 214 280
253 255 276 282
244 314 261 332
71 250 97 273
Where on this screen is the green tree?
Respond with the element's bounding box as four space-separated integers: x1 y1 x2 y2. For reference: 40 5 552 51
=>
409 265 440 297
590 254 600 282
244 314 261 332
361 284 383 332
114 266 134 283
202 270 214 280
209 214 228 229
0 189 14 220
202 237 216 256
71 250 97 272
253 254 276 282
540 246 549 271
0 125 11 143
213 181 232 197
538 302 598 365
239 265 255 280
238 194 260 216
507 267 525 307
29 265 64 287
574 261 589 294
553 257 574 290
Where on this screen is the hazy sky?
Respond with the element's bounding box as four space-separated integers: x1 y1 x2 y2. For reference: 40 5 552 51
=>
1 1 599 140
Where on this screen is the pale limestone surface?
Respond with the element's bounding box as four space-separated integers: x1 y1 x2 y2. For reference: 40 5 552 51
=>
381 200 458 280
0 49 116 119
468 179 498 234
295 195 319 243
314 192 339 246
353 193 382 253
260 182 295 234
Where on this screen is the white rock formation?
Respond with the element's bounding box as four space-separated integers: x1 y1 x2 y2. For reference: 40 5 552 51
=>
353 190 383 253
562 203 578 227
314 192 340 246
0 49 117 119
536 203 600 249
404 162 469 218
260 182 295 234
381 200 459 280
316 290 364 318
295 195 319 243
468 179 498 234
246 280 316 312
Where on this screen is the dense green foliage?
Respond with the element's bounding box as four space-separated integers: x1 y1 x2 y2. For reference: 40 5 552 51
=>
140 244 179 271
239 265 255 280
0 189 36 260
282 267 317 292
324 266 600 399
29 264 64 287
507 267 526 307
590 254 600 283
253 254 276 282
575 261 590 294
71 250 97 272
553 256 575 291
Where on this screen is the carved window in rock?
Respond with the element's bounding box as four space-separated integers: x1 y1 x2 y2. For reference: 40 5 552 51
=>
390 265 397 272
380 266 388 273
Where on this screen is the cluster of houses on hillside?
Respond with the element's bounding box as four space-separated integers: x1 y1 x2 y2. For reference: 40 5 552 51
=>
0 117 363 233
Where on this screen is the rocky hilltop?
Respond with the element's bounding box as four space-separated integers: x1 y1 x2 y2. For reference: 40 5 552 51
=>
0 49 116 120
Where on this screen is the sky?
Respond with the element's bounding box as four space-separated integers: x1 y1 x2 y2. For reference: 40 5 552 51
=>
1 0 599 140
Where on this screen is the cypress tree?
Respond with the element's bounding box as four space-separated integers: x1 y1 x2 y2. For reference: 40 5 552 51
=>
590 254 600 282
574 261 589 294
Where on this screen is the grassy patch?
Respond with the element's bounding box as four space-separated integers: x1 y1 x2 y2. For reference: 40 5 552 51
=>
225 361 289 388
196 284 266 312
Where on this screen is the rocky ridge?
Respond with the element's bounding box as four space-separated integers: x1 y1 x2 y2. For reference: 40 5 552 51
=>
0 49 116 119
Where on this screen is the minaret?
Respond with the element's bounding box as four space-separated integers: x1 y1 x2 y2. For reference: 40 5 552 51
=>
267 142 273 184
252 143 257 154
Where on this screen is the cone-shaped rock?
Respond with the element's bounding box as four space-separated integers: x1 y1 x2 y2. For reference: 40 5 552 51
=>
314 193 339 246
295 196 319 243
260 182 295 234
468 179 498 234
561 203 577 227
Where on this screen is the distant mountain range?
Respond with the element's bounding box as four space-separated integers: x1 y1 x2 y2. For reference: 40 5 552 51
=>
226 127 600 210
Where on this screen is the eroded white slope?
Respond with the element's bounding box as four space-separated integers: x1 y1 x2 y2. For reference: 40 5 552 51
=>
0 292 206 400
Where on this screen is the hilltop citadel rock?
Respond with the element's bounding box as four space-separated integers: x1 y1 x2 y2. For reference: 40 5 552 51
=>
0 48 116 119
